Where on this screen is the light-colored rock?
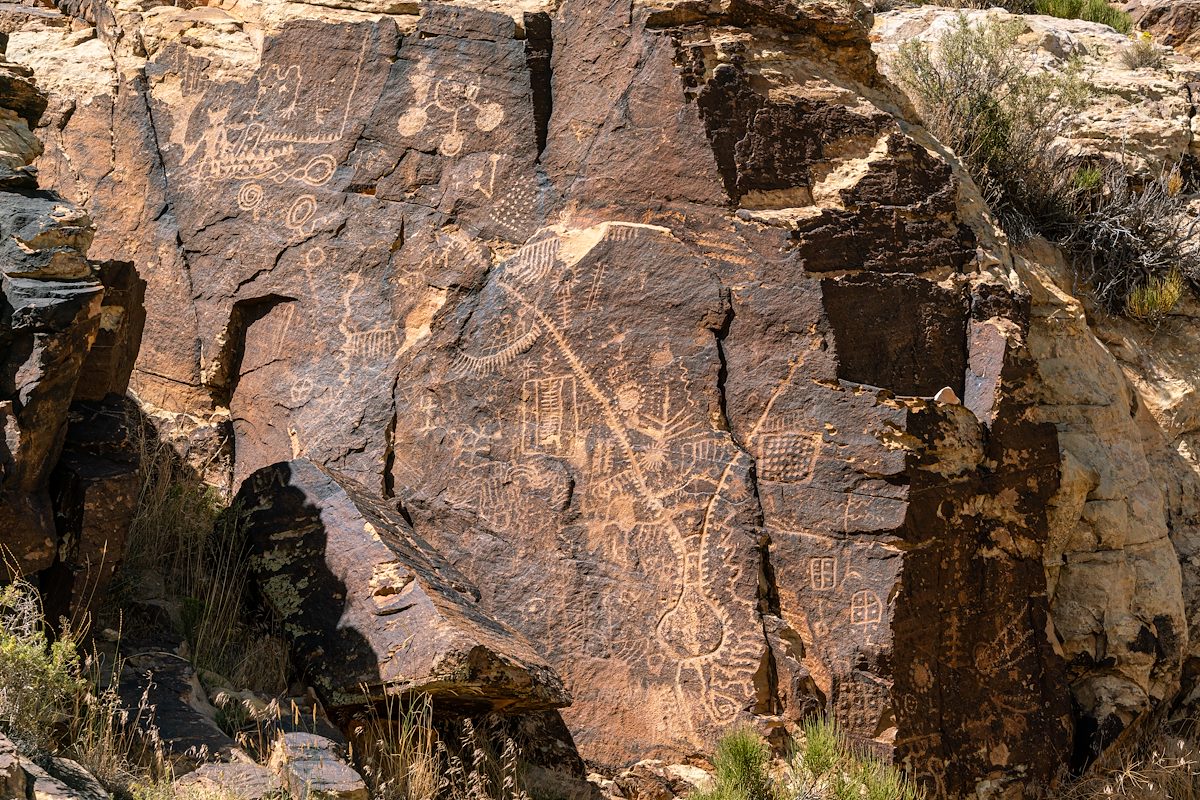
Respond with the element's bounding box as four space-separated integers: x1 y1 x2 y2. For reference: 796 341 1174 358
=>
1015 238 1187 746
269 733 367 800
20 758 109 800
873 8 1198 176
933 386 960 404
177 762 282 800
0 735 27 800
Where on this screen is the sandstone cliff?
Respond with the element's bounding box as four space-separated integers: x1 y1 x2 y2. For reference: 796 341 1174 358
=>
6 0 1200 797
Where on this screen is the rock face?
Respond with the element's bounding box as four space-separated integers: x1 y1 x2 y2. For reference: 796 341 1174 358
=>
0 36 143 585
873 8 1199 178
1126 0 1200 58
236 458 570 712
10 0 1200 797
873 8 1200 770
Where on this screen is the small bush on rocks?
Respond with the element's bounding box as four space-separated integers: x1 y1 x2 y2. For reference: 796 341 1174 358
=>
892 15 1200 320
893 14 1090 232
1034 0 1132 32
0 581 84 752
1121 32 1165 69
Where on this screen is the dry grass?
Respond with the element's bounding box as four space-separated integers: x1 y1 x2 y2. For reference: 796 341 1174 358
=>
1058 722 1200 799
347 697 529 800
66 648 167 794
118 421 288 695
892 16 1200 320
1122 32 1165 70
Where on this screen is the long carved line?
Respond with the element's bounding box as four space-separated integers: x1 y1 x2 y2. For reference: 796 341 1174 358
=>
501 282 661 513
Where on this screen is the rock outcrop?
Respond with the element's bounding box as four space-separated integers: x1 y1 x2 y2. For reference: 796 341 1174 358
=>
10 0 1200 797
1126 0 1200 59
0 34 143 591
873 8 1200 768
235 458 570 712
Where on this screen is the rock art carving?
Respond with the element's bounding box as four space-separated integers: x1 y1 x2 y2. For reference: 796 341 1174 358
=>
396 62 505 157
15 2 1196 797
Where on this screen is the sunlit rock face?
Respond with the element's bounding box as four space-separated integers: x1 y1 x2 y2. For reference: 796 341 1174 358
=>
16 0 1200 796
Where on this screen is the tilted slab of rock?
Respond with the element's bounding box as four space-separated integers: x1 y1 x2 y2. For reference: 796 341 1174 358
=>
235 458 569 711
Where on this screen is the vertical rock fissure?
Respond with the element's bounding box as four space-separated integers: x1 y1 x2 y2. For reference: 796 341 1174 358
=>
524 12 553 160
709 291 786 718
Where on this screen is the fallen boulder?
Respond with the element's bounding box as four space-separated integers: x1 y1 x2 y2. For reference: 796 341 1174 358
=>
235 459 569 713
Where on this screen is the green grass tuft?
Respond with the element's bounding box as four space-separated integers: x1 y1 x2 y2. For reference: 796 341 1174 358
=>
711 728 772 800
1033 0 1132 32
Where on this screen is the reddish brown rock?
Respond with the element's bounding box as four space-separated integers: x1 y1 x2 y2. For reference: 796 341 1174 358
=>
235 458 570 712
44 395 142 623
1126 0 1200 56
0 38 119 578
8 0 1180 796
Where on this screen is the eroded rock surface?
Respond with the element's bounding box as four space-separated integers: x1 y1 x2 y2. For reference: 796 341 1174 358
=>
0 34 144 587
10 0 1200 797
236 458 570 712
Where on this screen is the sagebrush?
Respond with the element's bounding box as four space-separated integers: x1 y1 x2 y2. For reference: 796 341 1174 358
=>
1033 0 1132 32
892 15 1200 317
0 580 84 752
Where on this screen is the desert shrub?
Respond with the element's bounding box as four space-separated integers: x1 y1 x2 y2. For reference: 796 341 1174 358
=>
1061 164 1200 314
780 719 924 800
795 717 842 779
692 728 771 800
1034 0 1132 32
893 14 1090 232
0 580 161 794
1121 32 1164 69
0 581 84 752
892 16 1200 320
710 727 771 800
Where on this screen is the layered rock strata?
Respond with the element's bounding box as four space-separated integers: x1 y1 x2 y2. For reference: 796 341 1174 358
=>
0 36 144 593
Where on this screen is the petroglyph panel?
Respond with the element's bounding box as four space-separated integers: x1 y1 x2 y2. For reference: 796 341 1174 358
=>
767 526 902 738
393 223 767 761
